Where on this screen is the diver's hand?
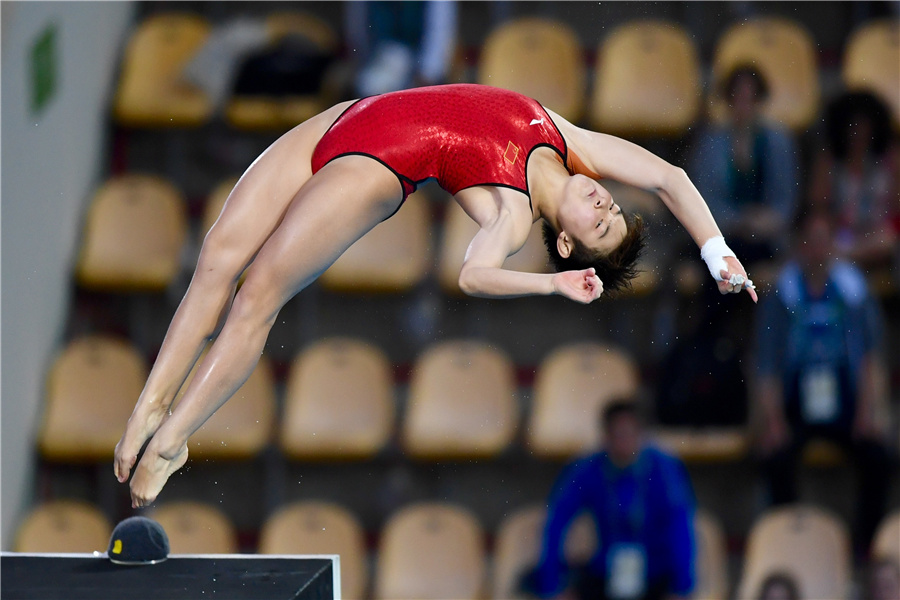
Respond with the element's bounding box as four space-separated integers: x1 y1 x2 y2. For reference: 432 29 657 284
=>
552 268 603 303
718 256 758 303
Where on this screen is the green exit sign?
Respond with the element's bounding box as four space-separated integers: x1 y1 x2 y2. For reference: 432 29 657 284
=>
31 24 58 115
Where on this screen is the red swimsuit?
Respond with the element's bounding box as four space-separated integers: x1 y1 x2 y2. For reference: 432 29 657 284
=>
311 84 573 201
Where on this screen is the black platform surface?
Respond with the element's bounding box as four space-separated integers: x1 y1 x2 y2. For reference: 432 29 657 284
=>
0 553 338 600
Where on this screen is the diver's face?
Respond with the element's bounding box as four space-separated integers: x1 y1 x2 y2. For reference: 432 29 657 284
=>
556 175 627 256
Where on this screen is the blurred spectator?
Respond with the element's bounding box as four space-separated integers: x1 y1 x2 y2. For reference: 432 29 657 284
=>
808 91 899 270
753 210 892 554
866 558 900 600
344 1 457 96
689 65 800 265
523 400 696 600
756 572 800 600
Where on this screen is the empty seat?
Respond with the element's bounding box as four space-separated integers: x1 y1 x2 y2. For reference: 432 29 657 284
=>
842 19 900 127
76 174 188 291
710 17 820 131
174 348 276 459
114 13 212 127
402 340 517 459
321 189 433 293
14 500 112 553
872 510 900 571
590 20 701 137
259 501 368 600
438 198 550 294
527 342 639 458
653 428 749 463
279 338 394 460
492 505 596 600
694 509 729 600
736 504 851 600
375 503 485 600
478 18 585 122
149 501 238 554
225 12 338 130
38 335 147 462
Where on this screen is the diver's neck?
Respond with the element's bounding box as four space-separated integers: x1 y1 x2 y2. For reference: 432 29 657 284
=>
529 150 569 228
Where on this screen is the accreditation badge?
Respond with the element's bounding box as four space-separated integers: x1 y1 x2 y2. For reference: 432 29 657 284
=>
800 365 839 424
606 542 647 599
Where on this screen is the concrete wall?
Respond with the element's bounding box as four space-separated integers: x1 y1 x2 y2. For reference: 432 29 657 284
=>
1 1 135 549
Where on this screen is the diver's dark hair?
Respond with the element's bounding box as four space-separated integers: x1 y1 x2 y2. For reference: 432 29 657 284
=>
542 211 646 296
720 64 770 103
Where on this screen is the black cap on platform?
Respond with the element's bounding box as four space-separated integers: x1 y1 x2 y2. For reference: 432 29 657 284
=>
107 516 170 565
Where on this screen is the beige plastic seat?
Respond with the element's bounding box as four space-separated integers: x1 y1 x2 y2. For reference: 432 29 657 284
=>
403 340 517 459
114 13 212 127
226 12 338 130
527 342 639 458
279 338 394 460
842 19 900 128
872 510 900 572
259 501 368 600
14 500 113 553
710 17 820 131
694 509 729 600
736 504 851 600
438 198 550 294
375 503 485 600
173 347 276 459
478 18 585 122
590 20 701 137
38 335 147 462
321 189 433 293
149 501 238 554
76 174 188 291
653 428 749 463
492 505 596 600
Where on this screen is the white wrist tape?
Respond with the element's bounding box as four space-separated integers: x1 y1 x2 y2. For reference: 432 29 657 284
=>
700 236 736 282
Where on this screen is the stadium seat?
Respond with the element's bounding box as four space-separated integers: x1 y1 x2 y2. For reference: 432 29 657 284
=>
279 337 394 460
654 428 749 463
149 501 238 554
258 501 368 600
402 340 517 459
478 18 586 122
76 174 188 292
225 12 338 130
736 504 851 600
375 503 485 600
694 509 729 600
842 19 900 128
437 198 550 294
710 17 820 131
14 500 112 553
527 342 639 458
174 348 276 460
38 335 147 462
492 505 596 600
590 20 701 137
321 189 433 293
114 13 213 127
872 510 900 572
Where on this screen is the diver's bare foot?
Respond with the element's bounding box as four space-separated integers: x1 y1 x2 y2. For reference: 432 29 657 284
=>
114 407 169 483
129 442 188 508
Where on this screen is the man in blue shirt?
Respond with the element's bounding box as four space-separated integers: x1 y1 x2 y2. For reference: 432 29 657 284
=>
526 400 696 600
754 210 892 556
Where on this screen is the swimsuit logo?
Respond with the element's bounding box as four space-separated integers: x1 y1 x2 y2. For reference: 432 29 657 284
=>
530 118 545 126
504 141 519 165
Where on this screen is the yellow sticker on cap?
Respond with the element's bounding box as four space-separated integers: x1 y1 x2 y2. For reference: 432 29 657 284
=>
112 539 122 554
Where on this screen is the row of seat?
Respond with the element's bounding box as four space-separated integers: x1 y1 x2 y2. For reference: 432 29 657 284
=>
14 498 900 600
112 12 899 134
76 174 666 296
43 332 875 466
